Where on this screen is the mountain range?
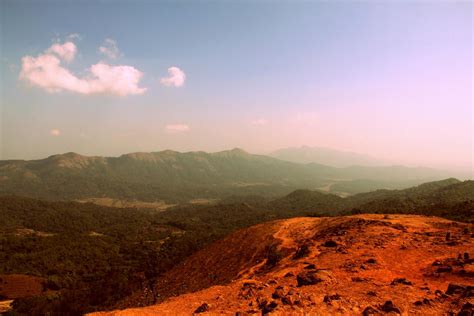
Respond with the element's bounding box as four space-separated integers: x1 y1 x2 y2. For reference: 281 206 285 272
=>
269 146 386 167
0 149 454 203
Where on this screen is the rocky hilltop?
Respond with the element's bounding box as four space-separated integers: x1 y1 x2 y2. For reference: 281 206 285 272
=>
91 214 473 315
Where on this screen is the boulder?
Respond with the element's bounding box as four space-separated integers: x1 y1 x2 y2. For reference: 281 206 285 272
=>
380 300 401 314
323 240 338 247
362 306 379 316
296 271 323 287
194 303 209 314
457 302 473 316
391 278 413 286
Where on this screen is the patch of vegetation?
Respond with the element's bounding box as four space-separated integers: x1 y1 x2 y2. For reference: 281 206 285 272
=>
0 178 472 314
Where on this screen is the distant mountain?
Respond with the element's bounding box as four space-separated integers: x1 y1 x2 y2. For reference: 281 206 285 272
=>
270 178 473 222
0 149 452 202
351 179 474 220
270 146 385 167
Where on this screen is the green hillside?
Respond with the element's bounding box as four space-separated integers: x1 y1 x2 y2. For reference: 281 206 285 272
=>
0 149 451 202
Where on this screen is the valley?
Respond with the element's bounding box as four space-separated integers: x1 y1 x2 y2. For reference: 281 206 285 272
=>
0 177 472 314
2 2 472 315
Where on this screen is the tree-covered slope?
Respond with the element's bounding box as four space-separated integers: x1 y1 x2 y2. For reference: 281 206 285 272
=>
0 149 451 202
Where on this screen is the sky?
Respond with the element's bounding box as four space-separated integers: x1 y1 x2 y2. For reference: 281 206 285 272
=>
0 1 472 172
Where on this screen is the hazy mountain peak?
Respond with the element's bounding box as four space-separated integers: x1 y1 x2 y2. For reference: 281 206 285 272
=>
270 146 385 167
213 148 249 157
48 152 85 159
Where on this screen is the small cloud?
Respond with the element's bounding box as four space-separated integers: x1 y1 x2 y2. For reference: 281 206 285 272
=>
50 129 61 136
99 38 121 59
46 41 77 63
165 124 190 133
160 67 186 87
251 118 268 126
66 33 81 41
20 40 146 96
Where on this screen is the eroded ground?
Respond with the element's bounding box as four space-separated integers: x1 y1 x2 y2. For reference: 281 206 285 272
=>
91 215 474 315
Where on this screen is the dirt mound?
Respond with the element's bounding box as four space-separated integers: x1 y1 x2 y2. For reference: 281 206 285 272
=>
0 274 45 299
91 214 474 315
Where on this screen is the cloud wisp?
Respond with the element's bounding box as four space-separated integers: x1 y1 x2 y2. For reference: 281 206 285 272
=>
165 124 190 133
20 41 146 96
99 38 121 59
160 67 186 87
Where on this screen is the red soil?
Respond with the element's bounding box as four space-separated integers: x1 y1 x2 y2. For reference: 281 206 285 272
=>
91 214 474 315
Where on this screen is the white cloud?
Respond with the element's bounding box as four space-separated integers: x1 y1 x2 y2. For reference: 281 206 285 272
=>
46 41 77 63
20 40 146 96
66 33 81 41
50 129 61 136
160 67 186 87
165 124 190 133
251 118 268 126
99 38 121 59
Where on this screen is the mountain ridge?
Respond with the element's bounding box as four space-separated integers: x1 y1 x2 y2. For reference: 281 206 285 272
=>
0 149 453 203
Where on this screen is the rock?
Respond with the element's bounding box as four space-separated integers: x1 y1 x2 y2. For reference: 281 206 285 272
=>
323 240 338 247
457 302 473 316
352 276 369 282
293 244 310 259
380 300 401 314
284 272 294 278
366 291 377 296
304 264 316 270
296 271 322 287
242 280 258 288
280 295 293 306
362 306 379 316
366 258 377 264
323 293 341 303
261 300 278 314
435 289 448 299
271 288 285 299
446 232 451 241
436 266 453 273
414 298 431 306
294 299 304 307
391 278 413 286
464 252 470 260
446 283 474 297
194 303 210 314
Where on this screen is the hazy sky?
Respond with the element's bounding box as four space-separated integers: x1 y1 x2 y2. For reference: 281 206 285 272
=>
0 1 472 171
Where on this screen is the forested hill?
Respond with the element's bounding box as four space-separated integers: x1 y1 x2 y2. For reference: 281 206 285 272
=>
0 178 472 314
270 178 473 222
0 149 450 202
